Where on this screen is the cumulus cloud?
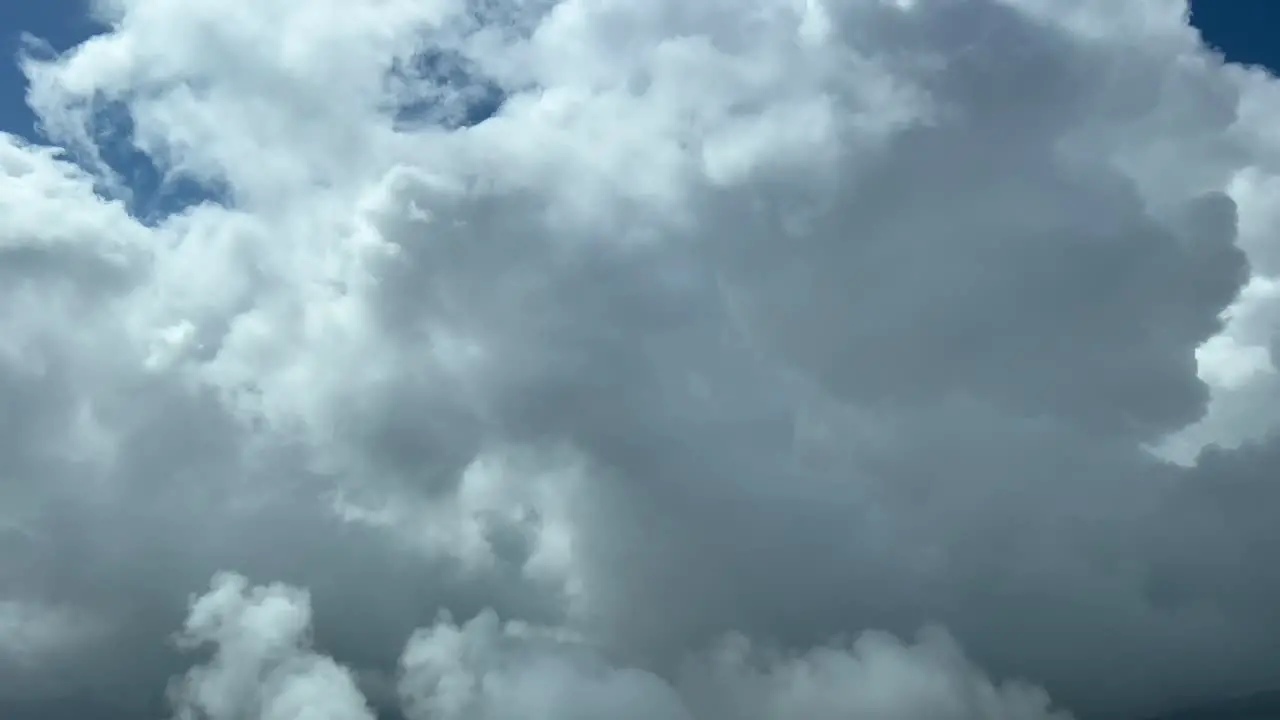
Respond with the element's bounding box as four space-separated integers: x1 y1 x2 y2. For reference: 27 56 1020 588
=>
170 573 1069 720
167 573 374 720
3 0 1280 718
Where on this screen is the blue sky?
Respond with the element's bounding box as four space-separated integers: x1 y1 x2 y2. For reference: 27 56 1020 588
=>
0 0 96 139
1190 0 1280 69
0 1 225 220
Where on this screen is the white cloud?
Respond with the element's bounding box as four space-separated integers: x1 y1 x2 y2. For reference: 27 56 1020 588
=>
4 0 1280 718
167 573 375 720
168 574 1071 720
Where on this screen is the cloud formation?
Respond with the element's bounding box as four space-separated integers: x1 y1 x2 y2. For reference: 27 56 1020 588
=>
3 0 1280 718
171 572 1068 720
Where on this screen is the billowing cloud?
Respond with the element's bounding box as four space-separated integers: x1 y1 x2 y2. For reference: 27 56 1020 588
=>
167 573 375 720
170 573 1068 720
3 0 1280 718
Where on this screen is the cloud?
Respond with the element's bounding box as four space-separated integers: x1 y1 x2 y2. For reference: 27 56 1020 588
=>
3 0 1280 718
167 573 375 720
169 573 1069 720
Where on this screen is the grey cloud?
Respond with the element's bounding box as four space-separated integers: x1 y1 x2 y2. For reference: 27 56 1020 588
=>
3 1 1280 719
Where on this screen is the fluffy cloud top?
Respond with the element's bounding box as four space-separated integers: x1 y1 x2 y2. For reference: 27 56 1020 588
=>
2 1 1280 719
171 573 1067 720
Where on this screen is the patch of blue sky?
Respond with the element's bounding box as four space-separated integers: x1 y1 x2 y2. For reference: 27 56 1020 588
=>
2 3 223 223
388 47 506 131
0 0 93 140
1190 0 1280 71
